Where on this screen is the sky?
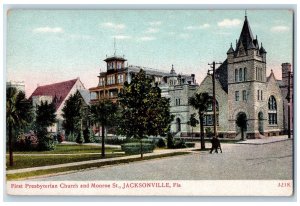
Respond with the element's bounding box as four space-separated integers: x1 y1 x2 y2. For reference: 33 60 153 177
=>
6 9 293 97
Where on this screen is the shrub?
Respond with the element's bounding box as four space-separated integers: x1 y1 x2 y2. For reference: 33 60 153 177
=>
156 138 166 148
205 127 213 138
66 133 76 142
174 139 187 149
185 142 195 148
121 142 155 155
56 132 65 143
38 133 56 151
83 128 90 143
167 133 175 149
76 131 84 144
105 138 127 145
15 131 39 151
88 128 97 143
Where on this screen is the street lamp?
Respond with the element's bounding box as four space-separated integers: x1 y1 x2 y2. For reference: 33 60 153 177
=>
286 71 293 139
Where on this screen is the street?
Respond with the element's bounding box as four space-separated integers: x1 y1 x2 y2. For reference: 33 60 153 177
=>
31 140 293 181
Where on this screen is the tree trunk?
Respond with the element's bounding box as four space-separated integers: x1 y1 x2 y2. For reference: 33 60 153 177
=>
199 115 205 150
241 127 244 140
101 124 105 158
8 123 13 167
140 139 143 159
192 127 193 139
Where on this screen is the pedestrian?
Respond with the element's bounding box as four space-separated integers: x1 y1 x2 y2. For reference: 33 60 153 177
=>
210 137 222 153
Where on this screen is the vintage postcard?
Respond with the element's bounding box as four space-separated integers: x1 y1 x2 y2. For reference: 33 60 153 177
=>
5 8 294 197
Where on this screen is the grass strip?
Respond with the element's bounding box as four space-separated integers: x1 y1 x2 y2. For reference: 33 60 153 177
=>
6 152 189 181
7 153 124 170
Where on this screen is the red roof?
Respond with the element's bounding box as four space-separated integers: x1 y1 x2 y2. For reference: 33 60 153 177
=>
30 78 78 110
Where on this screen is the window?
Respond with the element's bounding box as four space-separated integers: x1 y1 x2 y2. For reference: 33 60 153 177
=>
255 67 258 80
242 90 247 101
175 98 181 106
235 69 238 82
268 96 277 125
107 75 115 85
99 78 105 86
239 68 243 81
117 74 124 84
244 68 247 81
235 91 239 101
261 90 263 101
176 118 181 132
203 114 219 126
257 90 260 100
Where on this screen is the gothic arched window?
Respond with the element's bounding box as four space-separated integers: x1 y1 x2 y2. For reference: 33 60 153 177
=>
235 69 238 82
176 118 181 132
244 67 247 81
268 96 277 125
239 68 243 81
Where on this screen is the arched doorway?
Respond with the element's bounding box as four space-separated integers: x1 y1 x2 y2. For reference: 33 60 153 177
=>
176 118 181 133
258 112 264 135
236 112 247 140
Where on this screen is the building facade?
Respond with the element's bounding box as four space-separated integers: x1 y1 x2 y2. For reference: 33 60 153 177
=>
195 15 293 139
30 78 92 133
89 57 198 135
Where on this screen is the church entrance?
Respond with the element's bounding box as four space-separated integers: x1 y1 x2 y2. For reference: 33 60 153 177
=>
258 112 264 135
236 112 247 140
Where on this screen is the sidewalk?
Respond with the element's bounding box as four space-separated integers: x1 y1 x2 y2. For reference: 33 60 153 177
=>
6 147 194 175
236 135 292 145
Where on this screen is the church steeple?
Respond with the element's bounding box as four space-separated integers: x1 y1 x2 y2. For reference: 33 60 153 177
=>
236 15 255 51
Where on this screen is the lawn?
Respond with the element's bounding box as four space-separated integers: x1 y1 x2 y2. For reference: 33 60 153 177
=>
11 144 120 154
6 144 124 170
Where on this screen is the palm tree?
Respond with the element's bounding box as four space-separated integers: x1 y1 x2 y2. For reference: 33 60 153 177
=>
6 87 33 166
91 99 117 158
189 93 211 150
187 113 199 139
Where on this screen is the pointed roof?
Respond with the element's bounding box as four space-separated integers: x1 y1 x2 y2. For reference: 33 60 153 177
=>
227 43 234 54
259 43 267 54
30 78 79 110
236 16 255 50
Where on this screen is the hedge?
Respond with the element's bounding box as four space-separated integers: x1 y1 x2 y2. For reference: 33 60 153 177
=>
121 142 155 155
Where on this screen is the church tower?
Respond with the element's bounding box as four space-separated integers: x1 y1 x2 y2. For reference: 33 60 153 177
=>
227 14 267 139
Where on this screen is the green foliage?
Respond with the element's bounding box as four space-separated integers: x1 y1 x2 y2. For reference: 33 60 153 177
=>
76 131 84 144
167 133 175 149
62 91 90 139
156 138 166 148
185 142 195 148
118 69 173 140
15 131 39 151
187 113 199 128
90 99 118 157
35 101 56 130
37 133 56 151
6 87 33 166
121 142 155 155
174 139 187 149
236 113 247 129
189 92 211 150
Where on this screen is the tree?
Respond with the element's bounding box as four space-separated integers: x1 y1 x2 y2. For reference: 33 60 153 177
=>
236 113 247 140
62 91 91 143
189 93 211 150
187 113 199 139
6 87 33 166
91 99 117 158
35 101 56 150
118 69 173 158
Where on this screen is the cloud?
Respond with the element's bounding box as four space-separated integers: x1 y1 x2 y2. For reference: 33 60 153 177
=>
184 23 210 30
138 36 156 41
145 28 159 33
218 19 241 27
271 26 290 32
149 21 162 26
101 22 125 30
69 34 93 40
113 35 131 40
178 33 190 39
33 27 64 33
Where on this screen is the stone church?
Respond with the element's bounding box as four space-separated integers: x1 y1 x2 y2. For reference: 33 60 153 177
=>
193 15 293 139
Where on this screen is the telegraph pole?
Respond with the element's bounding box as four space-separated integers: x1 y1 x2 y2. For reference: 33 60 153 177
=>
208 61 222 138
286 71 293 139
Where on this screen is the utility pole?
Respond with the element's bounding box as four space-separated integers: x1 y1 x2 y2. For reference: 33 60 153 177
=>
286 71 293 139
208 61 222 138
